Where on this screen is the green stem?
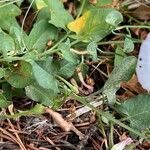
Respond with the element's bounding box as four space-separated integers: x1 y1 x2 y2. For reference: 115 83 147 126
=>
76 0 86 18
0 104 45 119
0 37 79 62
98 40 142 45
0 0 20 8
70 40 80 46
56 75 79 94
98 117 108 148
0 56 27 62
39 39 80 57
71 93 149 139
39 32 70 57
116 25 150 30
109 122 114 147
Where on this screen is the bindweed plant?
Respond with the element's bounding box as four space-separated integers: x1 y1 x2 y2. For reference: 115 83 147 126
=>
0 0 150 143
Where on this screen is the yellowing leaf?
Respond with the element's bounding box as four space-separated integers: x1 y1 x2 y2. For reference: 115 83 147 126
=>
67 8 123 42
35 0 47 10
67 11 90 34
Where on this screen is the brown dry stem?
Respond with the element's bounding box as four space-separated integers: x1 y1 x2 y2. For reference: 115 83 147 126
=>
45 108 84 140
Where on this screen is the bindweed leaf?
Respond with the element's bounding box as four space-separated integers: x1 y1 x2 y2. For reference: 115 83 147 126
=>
25 83 56 106
0 28 15 57
42 0 73 29
0 94 11 108
116 94 150 131
31 61 59 92
5 61 33 88
0 3 21 31
103 56 137 104
124 35 134 53
27 19 57 52
59 39 79 64
114 45 126 66
68 8 123 42
87 41 97 61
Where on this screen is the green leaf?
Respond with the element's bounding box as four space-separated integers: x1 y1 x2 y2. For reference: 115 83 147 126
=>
0 3 21 31
43 0 73 29
5 61 33 88
25 84 56 106
105 10 123 26
27 20 57 52
16 0 24 7
37 7 51 21
0 94 11 108
59 60 76 78
31 61 59 92
68 8 123 42
124 35 134 53
0 28 15 57
114 45 126 66
59 39 79 64
103 56 137 104
117 94 150 131
10 26 27 54
0 3 21 18
0 17 20 32
2 83 12 101
87 41 97 61
41 57 60 75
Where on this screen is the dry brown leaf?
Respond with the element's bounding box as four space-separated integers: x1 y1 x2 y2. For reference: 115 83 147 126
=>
117 91 135 100
142 141 150 149
121 74 146 93
128 5 150 20
118 74 146 100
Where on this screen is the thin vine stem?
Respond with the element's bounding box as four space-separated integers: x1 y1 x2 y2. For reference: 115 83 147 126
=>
109 122 114 147
116 25 150 30
71 93 149 139
0 0 21 8
39 32 71 57
21 0 35 50
76 0 86 18
98 40 142 45
0 56 27 62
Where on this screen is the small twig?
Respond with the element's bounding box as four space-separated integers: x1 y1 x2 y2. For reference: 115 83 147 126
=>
0 128 25 150
7 105 26 150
